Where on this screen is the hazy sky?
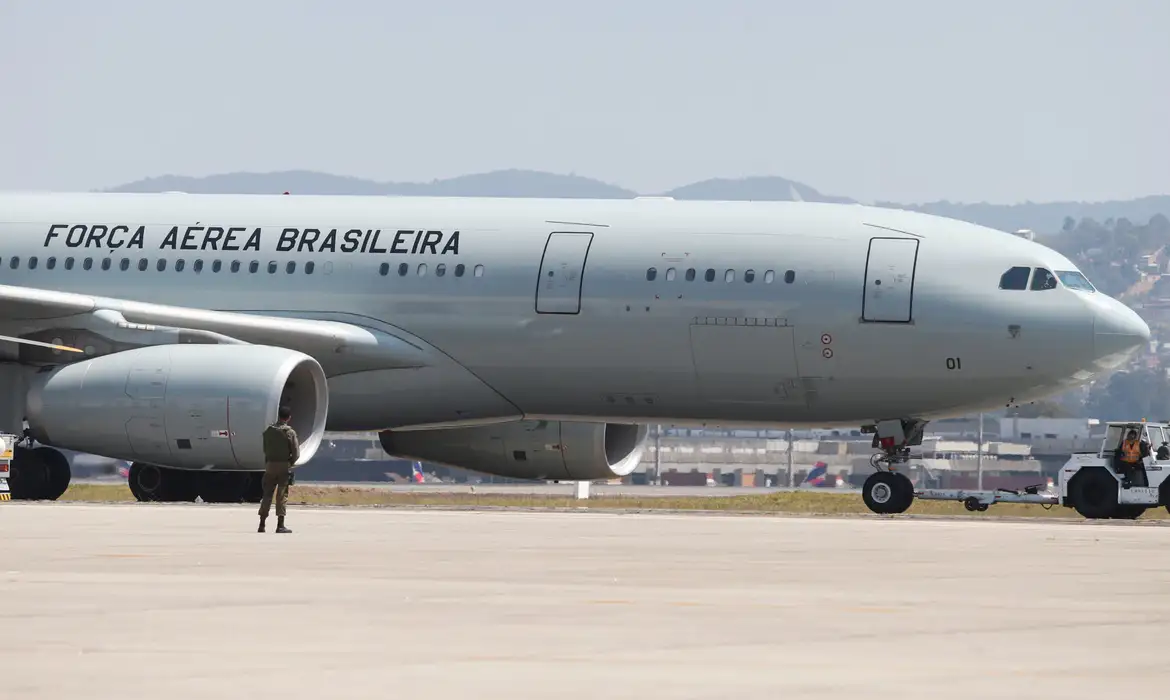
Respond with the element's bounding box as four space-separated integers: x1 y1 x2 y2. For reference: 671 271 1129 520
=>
1 0 1166 204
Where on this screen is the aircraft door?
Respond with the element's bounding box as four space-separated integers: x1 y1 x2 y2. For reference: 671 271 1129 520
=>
536 232 594 314
862 237 919 323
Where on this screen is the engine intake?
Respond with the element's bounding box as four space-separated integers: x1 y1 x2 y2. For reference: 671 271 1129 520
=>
26 344 329 470
379 420 649 481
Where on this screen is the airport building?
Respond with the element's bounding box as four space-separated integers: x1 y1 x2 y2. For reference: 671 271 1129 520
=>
67 419 1106 491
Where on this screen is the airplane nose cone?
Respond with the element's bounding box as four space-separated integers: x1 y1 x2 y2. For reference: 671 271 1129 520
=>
1094 298 1151 365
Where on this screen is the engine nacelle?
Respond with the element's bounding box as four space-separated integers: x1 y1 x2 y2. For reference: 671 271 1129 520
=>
379 420 649 481
26 344 329 470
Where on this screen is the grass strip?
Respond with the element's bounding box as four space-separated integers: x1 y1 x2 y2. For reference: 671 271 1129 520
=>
51 483 1170 519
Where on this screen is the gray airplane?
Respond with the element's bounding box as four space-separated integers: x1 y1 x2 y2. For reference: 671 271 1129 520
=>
0 192 1149 512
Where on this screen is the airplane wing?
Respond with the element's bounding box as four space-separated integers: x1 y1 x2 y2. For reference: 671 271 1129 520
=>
0 283 428 373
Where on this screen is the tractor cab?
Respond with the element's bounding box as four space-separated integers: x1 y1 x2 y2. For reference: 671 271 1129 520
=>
1098 421 1170 488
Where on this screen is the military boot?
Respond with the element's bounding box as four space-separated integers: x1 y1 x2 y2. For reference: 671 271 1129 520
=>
276 516 292 534
258 517 266 533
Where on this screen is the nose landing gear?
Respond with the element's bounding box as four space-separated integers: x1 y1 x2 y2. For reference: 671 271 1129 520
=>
860 418 928 515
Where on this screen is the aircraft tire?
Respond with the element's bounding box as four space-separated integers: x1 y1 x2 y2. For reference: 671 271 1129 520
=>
1069 468 1118 519
242 473 263 504
129 463 199 503
9 446 49 500
198 471 248 503
37 448 72 501
862 471 914 515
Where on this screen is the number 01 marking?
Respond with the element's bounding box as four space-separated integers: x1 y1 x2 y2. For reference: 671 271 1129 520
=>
946 357 962 370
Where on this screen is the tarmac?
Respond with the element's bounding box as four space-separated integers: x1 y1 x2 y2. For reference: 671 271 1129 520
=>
4 503 1170 699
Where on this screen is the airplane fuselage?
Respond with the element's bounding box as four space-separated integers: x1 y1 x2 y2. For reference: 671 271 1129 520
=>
0 193 1147 431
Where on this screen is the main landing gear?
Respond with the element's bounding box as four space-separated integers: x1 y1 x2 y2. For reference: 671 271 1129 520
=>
8 443 71 501
127 464 263 504
860 418 928 515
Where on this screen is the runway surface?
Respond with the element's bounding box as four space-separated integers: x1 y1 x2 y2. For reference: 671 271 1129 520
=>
4 503 1169 699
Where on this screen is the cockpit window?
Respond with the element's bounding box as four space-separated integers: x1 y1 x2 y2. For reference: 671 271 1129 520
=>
999 266 1030 290
1030 268 1057 291
1056 270 1095 292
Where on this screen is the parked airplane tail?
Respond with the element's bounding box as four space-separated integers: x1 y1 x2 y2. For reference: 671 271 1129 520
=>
803 461 829 487
411 461 425 484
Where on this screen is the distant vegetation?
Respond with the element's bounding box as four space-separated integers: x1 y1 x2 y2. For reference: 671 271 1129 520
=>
1036 214 1170 298
105 169 1170 237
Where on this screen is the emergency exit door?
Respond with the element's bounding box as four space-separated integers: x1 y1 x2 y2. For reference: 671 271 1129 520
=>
536 232 594 314
862 237 919 323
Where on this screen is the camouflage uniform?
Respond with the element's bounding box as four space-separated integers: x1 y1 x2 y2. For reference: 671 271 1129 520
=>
259 421 299 532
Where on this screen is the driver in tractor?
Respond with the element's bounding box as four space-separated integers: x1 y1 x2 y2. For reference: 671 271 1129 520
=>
1113 428 1150 488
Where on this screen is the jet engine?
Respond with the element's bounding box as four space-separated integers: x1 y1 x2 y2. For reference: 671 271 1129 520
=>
25 344 329 470
379 420 649 481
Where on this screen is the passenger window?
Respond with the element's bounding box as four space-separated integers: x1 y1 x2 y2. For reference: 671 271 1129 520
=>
305 261 315 275
764 270 775 284
138 258 148 272
666 267 676 281
193 259 204 273
101 258 111 271
9 257 18 269
379 262 389 276
398 263 409 276
175 259 185 272
83 258 93 271
455 263 465 277
212 260 222 273
285 261 295 274
704 268 715 282
744 269 755 283
64 257 74 270
248 261 258 273
119 258 128 271
474 264 484 277
1031 268 1057 291
417 263 428 276
28 256 38 270
436 263 446 277
724 269 735 283
157 259 167 272
685 268 696 282
267 261 277 274
647 267 657 281
46 257 56 270
999 266 1030 290
230 260 241 273
784 270 796 284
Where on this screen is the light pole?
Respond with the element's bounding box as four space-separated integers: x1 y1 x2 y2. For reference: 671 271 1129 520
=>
977 413 984 490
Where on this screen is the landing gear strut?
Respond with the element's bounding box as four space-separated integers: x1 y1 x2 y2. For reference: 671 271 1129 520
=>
860 418 928 515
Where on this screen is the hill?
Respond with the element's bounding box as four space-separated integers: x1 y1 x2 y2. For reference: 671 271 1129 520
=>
105 170 1170 235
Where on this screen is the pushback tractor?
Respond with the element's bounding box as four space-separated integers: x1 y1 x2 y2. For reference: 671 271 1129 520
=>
0 433 16 501
860 420 1170 520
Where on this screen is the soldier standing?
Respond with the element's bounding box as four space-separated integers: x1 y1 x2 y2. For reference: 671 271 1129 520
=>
259 405 299 533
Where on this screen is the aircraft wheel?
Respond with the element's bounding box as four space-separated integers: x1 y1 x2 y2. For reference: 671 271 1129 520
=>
130 464 199 502
1070 468 1118 519
863 471 914 514
242 473 263 504
9 446 49 500
198 471 248 503
37 448 72 501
